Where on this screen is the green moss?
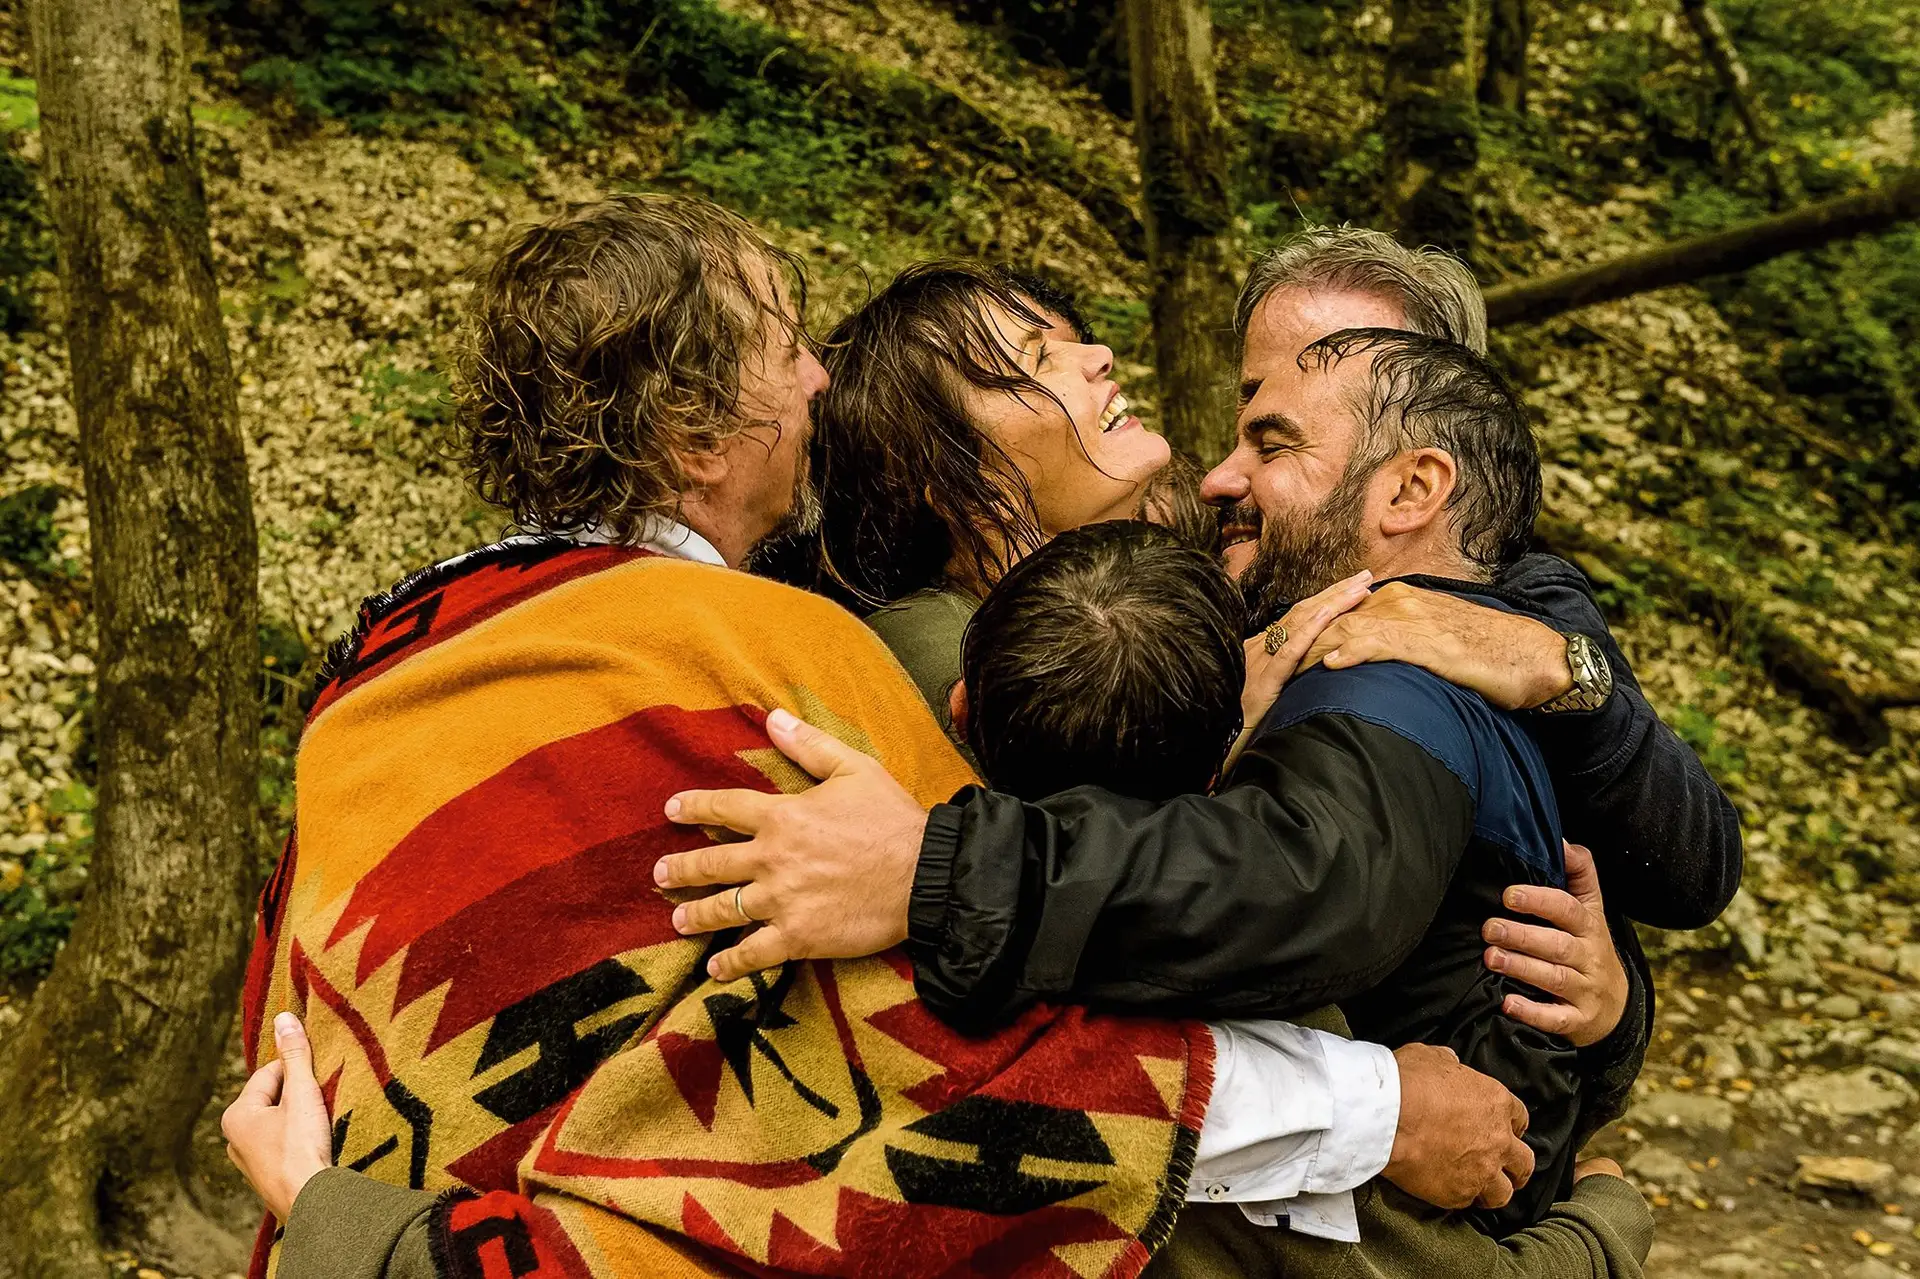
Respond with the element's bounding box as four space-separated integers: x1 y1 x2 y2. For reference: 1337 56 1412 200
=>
0 75 36 134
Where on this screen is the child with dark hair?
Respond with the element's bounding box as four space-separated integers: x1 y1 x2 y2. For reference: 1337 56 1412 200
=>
957 519 1245 802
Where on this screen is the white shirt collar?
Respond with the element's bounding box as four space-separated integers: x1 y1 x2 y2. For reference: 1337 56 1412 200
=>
537 518 726 567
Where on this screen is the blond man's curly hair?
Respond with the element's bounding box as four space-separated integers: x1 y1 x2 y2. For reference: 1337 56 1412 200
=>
456 193 805 542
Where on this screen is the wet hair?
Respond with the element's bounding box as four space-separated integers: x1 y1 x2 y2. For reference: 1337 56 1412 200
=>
456 193 805 542
793 260 1085 608
996 268 1095 343
962 520 1246 803
1302 327 1539 573
1135 449 1217 555
1237 224 1487 355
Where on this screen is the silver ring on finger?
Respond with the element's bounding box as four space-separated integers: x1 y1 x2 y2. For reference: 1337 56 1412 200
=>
734 884 758 925
1263 621 1289 655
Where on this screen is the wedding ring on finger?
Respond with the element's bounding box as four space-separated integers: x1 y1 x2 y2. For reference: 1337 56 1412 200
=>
1263 621 1289 655
734 884 758 925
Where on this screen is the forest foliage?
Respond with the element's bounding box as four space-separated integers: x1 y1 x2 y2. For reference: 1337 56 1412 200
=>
110 0 1920 523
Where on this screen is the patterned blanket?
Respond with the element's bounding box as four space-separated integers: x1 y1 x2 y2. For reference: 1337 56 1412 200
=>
241 539 1212 1278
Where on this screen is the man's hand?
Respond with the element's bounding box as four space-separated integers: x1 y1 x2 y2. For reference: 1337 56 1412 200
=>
1302 582 1576 711
1241 570 1374 730
1384 1043 1534 1210
658 708 930 982
221 1012 334 1222
1485 842 1629 1047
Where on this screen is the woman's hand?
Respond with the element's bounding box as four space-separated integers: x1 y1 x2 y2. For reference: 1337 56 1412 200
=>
1240 570 1374 732
221 1012 335 1221
1574 1157 1625 1182
1485 843 1629 1047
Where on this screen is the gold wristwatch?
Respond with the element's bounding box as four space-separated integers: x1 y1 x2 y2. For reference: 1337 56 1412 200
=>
1538 632 1614 713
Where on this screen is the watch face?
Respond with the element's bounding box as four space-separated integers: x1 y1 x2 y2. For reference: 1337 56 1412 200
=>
1569 635 1611 703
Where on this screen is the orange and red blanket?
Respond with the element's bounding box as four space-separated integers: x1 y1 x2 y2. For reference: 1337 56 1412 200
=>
241 538 1212 1279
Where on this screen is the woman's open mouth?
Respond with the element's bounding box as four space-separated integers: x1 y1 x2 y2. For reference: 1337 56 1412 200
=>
1098 392 1135 433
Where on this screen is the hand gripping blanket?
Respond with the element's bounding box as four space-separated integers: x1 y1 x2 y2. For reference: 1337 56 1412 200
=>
241 539 1212 1279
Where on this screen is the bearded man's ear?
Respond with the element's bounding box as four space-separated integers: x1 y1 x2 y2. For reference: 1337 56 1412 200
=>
1378 447 1458 538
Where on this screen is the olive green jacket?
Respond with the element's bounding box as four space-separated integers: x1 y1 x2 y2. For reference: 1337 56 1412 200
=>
863 586 977 744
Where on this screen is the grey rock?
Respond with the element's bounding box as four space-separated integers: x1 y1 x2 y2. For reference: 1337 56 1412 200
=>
1865 1036 1920 1079
1625 1144 1700 1193
1816 993 1864 1019
1686 1034 1748 1083
1783 1066 1916 1117
1628 1090 1737 1134
1792 1154 1895 1196
1879 992 1920 1025
1739 1033 1778 1074
1699 1255 1773 1277
1842 1261 1903 1279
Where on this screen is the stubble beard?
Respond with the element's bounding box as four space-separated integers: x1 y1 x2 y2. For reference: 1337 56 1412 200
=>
1234 467 1373 632
745 446 823 572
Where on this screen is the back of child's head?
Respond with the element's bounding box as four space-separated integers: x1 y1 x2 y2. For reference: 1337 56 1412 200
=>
961 520 1246 802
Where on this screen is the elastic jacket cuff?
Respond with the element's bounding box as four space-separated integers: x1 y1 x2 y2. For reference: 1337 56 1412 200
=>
907 795 969 961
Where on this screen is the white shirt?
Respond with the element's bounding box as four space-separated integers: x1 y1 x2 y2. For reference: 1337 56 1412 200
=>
569 518 1404 1242
1192 1021 1399 1241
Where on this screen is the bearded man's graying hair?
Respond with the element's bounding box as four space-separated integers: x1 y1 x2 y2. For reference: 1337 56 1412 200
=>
1236 225 1488 355
1303 327 1540 574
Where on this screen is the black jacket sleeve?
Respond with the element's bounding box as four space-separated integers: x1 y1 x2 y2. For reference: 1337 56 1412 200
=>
906 711 1475 1032
1576 911 1654 1145
1487 555 1745 929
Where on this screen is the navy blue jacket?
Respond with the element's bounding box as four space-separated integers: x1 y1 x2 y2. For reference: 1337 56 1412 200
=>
1267 655 1580 1232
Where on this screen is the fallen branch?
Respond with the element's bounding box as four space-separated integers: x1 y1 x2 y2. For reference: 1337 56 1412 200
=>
1535 514 1920 744
623 0 1147 259
1486 169 1920 329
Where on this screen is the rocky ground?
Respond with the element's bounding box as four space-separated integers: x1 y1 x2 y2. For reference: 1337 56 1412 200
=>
2 1 1920 1276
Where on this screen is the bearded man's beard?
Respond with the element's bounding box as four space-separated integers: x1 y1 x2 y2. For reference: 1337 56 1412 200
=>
1233 468 1372 632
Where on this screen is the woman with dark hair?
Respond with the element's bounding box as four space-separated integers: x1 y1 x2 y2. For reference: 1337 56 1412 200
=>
784 261 1178 737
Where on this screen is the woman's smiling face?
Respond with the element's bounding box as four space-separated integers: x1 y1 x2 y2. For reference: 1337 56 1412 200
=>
959 299 1170 537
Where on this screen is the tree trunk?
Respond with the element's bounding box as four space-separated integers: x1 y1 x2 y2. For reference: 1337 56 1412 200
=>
1124 0 1239 462
1678 0 1790 208
1385 0 1481 261
1478 0 1528 111
0 1 260 1275
1485 168 1920 329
